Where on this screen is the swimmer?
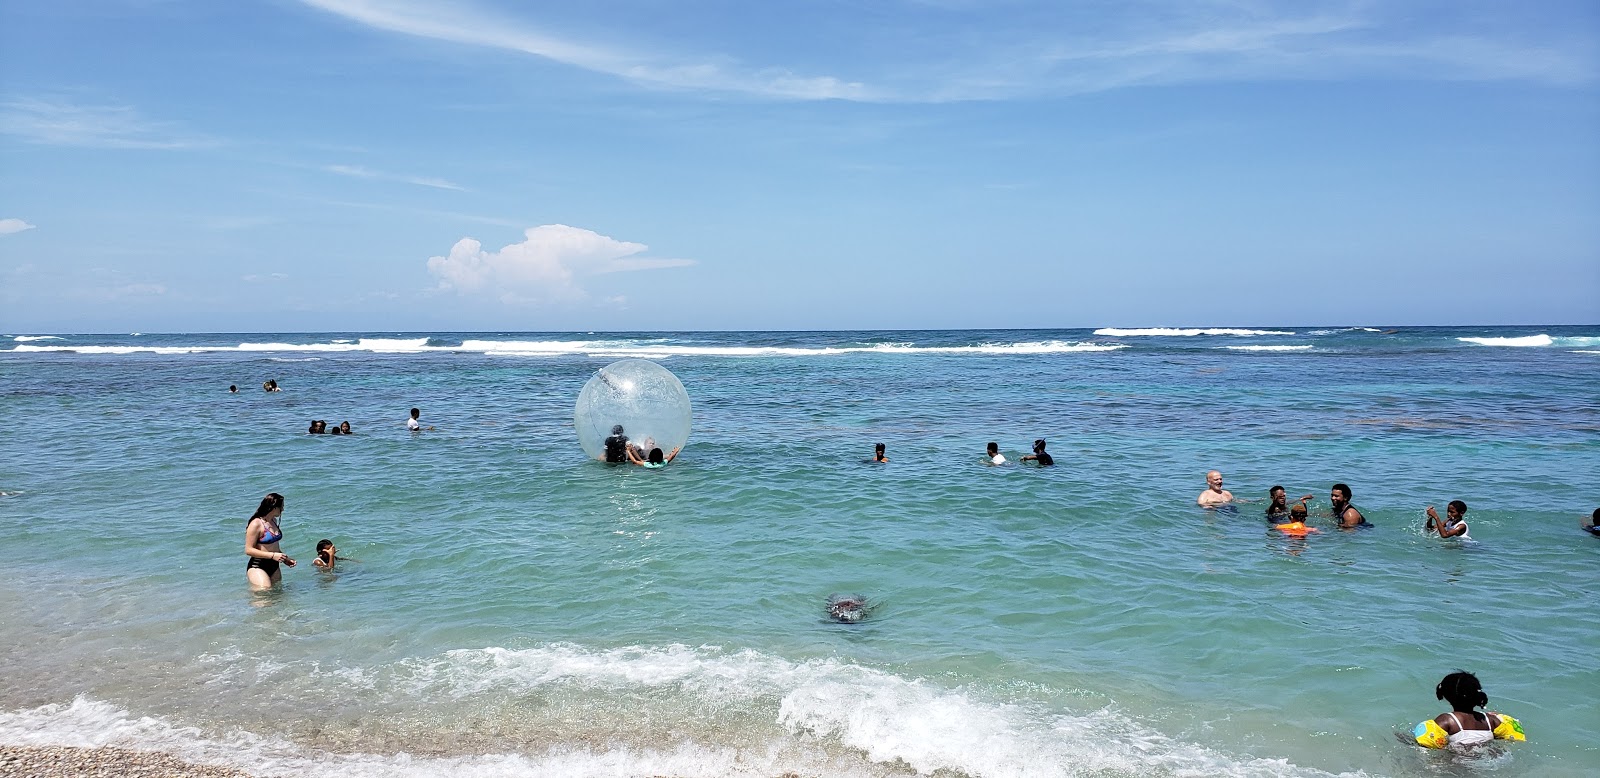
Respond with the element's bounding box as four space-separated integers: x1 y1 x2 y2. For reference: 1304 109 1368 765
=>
603 424 630 463
1274 503 1319 535
1425 500 1470 539
244 492 294 589
263 379 281 392
229 385 237 393
1330 483 1370 528
1583 508 1600 535
407 407 434 432
1020 439 1054 466
307 420 322 434
1265 485 1314 519
1407 671 1525 750
826 593 869 624
866 442 888 463
985 442 1006 465
629 446 680 468
1197 470 1233 507
338 421 351 435
328 424 343 435
312 539 351 570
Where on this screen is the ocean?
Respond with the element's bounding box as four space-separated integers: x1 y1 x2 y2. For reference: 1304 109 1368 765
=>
0 326 1596 777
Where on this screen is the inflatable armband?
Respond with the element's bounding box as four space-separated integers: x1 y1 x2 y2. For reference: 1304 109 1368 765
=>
1492 714 1526 742
1413 719 1450 749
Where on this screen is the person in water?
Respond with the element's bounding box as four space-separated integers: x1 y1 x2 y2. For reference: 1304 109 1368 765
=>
337 421 351 435
629 446 681 468
407 407 434 431
263 379 281 392
1197 470 1233 507
307 420 324 434
603 425 630 463
312 539 350 570
1582 508 1600 533
1020 439 1054 466
1274 503 1318 535
244 492 293 589
985 442 1006 465
868 443 888 463
1330 483 1370 528
1265 486 1315 519
826 593 869 623
229 385 238 393
1411 671 1525 750
1425 500 1470 539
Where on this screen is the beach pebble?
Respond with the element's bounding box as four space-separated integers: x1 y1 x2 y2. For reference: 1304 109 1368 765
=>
0 746 253 778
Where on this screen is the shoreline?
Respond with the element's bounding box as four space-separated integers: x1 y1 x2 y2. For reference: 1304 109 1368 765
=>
0 745 255 778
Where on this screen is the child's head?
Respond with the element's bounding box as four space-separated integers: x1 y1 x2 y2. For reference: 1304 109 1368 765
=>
316 538 334 560
1435 671 1488 711
987 442 999 455
1289 503 1308 520
1447 500 1468 518
648 447 665 464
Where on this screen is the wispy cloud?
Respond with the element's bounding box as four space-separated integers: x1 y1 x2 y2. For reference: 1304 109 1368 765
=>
427 224 695 304
298 1 1595 102
326 164 467 191
298 0 873 100
0 98 216 149
243 272 289 283
0 218 36 235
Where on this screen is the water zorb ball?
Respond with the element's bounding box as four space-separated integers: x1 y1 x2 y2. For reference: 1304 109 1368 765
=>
574 359 692 461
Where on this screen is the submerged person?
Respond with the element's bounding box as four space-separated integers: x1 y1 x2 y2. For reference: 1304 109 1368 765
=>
244 492 294 589
1197 470 1234 507
337 421 351 435
1583 508 1600 535
826 593 869 623
1330 483 1371 528
985 442 1006 465
307 420 323 434
603 424 630 463
1020 439 1054 466
1410 671 1525 750
1265 486 1315 519
630 446 681 468
1425 500 1471 539
867 442 888 463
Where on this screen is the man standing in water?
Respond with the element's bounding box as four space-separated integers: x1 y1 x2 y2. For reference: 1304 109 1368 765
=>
1197 470 1234 507
1330 483 1370 528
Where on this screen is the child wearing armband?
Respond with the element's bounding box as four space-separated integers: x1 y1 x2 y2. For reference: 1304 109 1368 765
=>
1410 671 1525 750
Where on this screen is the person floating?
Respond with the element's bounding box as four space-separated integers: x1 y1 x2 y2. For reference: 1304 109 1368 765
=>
1265 485 1314 519
985 442 1006 465
1197 470 1233 507
1330 483 1370 528
1020 439 1054 466
1425 500 1471 539
1409 671 1525 750
244 492 293 589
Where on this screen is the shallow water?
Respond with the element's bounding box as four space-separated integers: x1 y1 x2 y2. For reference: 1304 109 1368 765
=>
1 327 1597 777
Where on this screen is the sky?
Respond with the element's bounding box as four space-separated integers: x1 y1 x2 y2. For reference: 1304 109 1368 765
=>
1 0 1597 332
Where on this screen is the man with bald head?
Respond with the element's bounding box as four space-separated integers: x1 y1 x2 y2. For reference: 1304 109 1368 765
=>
1197 470 1235 507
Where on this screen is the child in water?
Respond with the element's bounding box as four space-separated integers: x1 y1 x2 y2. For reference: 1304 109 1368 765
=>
1274 503 1318 535
1409 671 1525 750
312 539 350 570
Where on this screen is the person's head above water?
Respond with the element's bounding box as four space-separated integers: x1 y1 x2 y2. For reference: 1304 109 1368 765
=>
410 407 421 420
1445 500 1468 519
316 538 333 560
1206 470 1225 492
1033 439 1047 452
1289 503 1308 520
229 385 237 393
1436 670 1489 712
1331 483 1352 504
611 424 624 436
647 447 665 464
873 442 887 460
339 421 351 434
987 442 999 456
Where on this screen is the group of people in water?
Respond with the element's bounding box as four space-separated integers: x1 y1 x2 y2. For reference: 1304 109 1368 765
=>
1193 469 1505 540
242 492 347 589
601 424 680 467
307 420 353 435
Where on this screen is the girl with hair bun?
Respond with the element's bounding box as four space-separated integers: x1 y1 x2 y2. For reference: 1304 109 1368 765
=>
1410 671 1525 750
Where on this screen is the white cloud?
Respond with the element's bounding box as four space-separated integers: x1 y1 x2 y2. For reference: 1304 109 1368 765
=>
243 273 289 283
0 218 36 235
0 98 215 149
426 224 694 303
326 164 467 191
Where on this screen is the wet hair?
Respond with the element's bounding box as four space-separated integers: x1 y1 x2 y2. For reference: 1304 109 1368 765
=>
1593 507 1600 523
1289 503 1308 519
611 424 625 435
874 443 886 454
1436 671 1489 722
229 385 237 392
1447 500 1467 516
648 447 665 464
410 407 421 419
1033 439 1047 452
339 421 351 433
1269 485 1285 497
249 493 284 521
987 442 999 455
309 420 319 433
316 538 333 562
1332 483 1352 501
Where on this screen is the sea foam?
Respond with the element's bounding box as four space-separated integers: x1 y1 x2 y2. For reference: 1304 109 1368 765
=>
1094 328 1295 337
1457 334 1553 347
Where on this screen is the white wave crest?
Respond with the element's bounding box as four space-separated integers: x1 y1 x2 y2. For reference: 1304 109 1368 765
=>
1221 345 1314 352
10 345 217 355
1457 335 1553 347
12 335 64 341
174 642 1353 778
8 339 1126 358
1094 328 1295 337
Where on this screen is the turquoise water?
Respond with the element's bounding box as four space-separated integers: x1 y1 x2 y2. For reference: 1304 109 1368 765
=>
0 327 1596 777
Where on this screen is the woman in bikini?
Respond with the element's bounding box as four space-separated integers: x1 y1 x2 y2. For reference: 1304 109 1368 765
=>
244 493 294 589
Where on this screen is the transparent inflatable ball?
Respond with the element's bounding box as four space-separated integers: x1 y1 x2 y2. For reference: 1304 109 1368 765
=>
574 359 692 463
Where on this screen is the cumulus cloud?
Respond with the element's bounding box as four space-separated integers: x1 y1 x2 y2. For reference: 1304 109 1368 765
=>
426 224 694 303
0 218 36 235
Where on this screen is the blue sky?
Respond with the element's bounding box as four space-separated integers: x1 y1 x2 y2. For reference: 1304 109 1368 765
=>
1 0 1596 332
